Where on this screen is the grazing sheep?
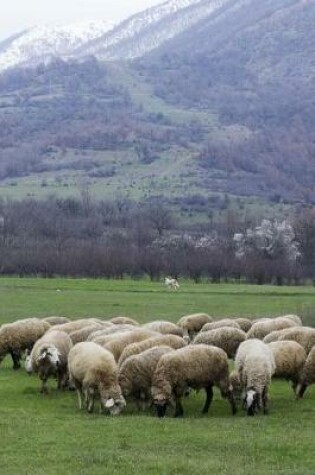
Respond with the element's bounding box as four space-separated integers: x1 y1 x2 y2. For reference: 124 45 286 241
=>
43 316 71 325
0 318 50 370
229 370 242 402
235 318 253 332
267 341 306 392
110 316 139 326
29 330 73 393
193 327 246 359
296 346 315 398
277 327 315 354
235 339 275 416
118 334 187 367
69 324 104 345
87 324 134 341
151 344 236 418
263 329 290 344
68 342 126 415
164 276 180 290
246 317 298 340
281 314 303 326
177 313 213 340
49 319 103 335
142 321 183 337
119 346 174 410
201 319 241 333
102 330 159 362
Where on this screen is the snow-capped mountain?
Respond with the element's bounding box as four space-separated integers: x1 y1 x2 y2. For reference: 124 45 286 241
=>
0 0 230 71
0 21 114 71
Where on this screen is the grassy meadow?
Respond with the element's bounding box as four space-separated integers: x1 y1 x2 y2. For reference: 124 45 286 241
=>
0 277 314 474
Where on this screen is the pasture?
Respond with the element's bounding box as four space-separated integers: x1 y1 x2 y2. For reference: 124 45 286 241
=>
0 278 314 474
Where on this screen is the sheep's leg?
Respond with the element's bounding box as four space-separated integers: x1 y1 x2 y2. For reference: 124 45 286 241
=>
77 389 83 410
297 383 307 399
262 387 268 414
10 350 21 370
40 378 49 394
174 396 184 418
202 385 213 414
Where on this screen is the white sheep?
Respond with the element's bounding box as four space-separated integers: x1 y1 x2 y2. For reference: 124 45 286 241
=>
246 316 299 340
142 321 183 337
0 318 50 370
296 345 315 398
151 344 236 417
193 326 246 359
201 319 241 332
68 342 126 415
118 334 187 367
235 339 276 416
267 341 306 393
119 346 174 410
177 313 213 341
28 330 73 393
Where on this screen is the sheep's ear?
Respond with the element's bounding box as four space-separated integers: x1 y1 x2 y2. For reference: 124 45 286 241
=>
105 398 115 408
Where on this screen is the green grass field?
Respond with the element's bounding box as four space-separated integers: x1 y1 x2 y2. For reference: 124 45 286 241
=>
0 278 314 474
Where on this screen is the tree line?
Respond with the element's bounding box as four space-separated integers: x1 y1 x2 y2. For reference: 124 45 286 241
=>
0 194 314 284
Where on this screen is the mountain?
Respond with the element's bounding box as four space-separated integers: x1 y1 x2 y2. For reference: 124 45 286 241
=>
0 0 314 210
0 21 114 71
0 0 231 71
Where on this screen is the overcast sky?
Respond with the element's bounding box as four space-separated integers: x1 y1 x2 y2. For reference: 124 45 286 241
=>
0 0 163 40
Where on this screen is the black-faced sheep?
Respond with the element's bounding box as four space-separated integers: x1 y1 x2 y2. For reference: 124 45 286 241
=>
68 342 126 415
296 345 315 398
151 344 236 418
28 330 73 393
119 346 174 410
235 339 275 416
193 326 246 359
0 318 50 370
118 334 187 367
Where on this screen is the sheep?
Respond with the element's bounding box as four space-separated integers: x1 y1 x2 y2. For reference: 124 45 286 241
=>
68 341 126 415
0 318 51 370
142 321 183 337
263 329 290 344
229 370 242 402
277 327 315 354
234 318 253 332
101 330 159 362
151 344 236 418
201 319 241 333
246 316 298 340
43 316 71 325
28 330 73 393
177 313 213 340
48 318 104 335
267 341 306 392
119 346 174 410
69 324 104 345
281 314 303 326
296 345 315 398
118 334 187 367
235 339 275 416
110 316 139 326
87 324 136 341
164 276 180 290
193 327 246 359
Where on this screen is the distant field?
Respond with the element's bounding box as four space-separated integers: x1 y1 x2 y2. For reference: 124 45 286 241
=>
0 278 314 474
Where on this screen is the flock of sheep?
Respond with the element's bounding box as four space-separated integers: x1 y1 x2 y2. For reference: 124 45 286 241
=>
0 312 314 417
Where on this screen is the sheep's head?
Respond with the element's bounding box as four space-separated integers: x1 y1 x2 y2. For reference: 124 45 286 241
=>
244 387 260 416
37 346 61 368
102 395 126 416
